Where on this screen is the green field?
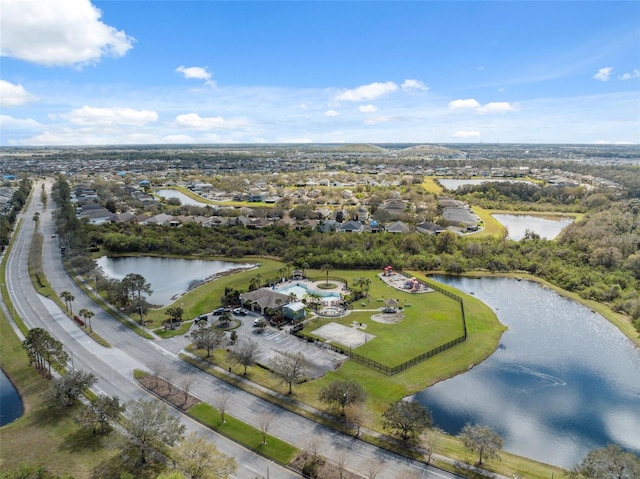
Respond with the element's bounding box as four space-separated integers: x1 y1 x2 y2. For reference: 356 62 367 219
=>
304 290 465 368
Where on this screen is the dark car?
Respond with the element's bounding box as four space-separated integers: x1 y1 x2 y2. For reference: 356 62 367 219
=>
212 308 231 316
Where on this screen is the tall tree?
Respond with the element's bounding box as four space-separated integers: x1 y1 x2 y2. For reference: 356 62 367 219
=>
120 399 186 465
568 444 640 479
189 325 226 358
121 273 153 308
172 432 237 479
165 306 184 329
227 339 259 375
78 308 94 333
459 423 504 466
22 327 69 377
75 394 124 434
44 369 97 409
257 412 275 445
269 350 307 395
60 291 75 315
382 400 432 442
318 380 367 414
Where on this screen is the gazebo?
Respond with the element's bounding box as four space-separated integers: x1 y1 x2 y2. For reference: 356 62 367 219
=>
383 298 400 313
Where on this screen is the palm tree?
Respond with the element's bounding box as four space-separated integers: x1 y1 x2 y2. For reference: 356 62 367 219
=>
61 291 75 315
322 264 331 286
165 306 184 329
79 308 95 333
301 261 310 278
361 278 371 297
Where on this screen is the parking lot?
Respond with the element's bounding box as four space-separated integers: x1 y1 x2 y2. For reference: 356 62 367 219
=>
172 309 347 378
231 310 347 378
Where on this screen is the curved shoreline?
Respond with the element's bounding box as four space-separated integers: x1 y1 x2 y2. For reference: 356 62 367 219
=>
421 269 640 348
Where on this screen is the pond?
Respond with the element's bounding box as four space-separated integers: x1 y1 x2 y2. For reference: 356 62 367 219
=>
155 189 208 206
492 214 573 240
0 367 23 426
415 276 640 468
438 179 533 191
96 256 252 307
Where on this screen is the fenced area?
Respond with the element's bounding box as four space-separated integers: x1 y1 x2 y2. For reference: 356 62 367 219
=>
294 272 468 376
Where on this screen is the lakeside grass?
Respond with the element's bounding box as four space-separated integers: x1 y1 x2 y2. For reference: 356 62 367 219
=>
144 257 281 328
0 309 122 478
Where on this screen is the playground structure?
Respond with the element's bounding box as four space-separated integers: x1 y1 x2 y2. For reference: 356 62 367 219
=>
404 277 424 292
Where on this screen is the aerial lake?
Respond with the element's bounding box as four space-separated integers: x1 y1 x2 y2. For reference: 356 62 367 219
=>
155 189 208 206
96 256 251 307
492 214 573 240
415 276 640 468
0 368 23 426
438 179 533 191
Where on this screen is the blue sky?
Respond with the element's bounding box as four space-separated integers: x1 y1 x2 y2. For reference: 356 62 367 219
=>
1 0 638 146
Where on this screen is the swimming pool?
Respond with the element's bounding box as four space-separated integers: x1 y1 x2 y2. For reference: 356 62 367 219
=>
277 283 341 299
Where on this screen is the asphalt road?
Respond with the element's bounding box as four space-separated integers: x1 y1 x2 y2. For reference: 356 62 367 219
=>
4 180 467 479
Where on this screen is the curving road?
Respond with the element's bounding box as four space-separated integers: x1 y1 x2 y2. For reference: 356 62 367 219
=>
5 180 466 479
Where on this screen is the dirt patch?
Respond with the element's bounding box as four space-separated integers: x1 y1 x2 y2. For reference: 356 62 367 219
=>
370 312 404 324
137 374 201 411
311 322 375 349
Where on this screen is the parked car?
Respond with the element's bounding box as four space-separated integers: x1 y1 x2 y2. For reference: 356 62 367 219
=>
212 307 231 316
195 314 208 325
233 308 247 316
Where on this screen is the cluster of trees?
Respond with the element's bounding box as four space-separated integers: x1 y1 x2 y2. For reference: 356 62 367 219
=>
0 178 31 250
87 200 640 331
455 181 589 209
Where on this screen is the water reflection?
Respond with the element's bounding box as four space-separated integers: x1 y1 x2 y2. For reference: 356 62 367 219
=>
96 256 250 307
492 214 573 240
155 189 208 206
438 179 533 190
415 276 640 467
0 368 23 426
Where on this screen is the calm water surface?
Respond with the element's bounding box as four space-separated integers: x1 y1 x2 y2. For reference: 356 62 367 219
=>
492 214 573 240
155 189 207 206
96 256 248 306
0 368 23 426
439 179 533 191
415 276 640 468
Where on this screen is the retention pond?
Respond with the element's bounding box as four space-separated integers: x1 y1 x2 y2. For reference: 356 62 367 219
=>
415 275 640 468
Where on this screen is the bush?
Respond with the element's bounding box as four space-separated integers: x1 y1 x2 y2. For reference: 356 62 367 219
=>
73 315 84 327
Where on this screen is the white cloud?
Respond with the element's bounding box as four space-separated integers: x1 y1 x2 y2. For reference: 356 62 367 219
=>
364 115 391 125
60 106 158 126
176 66 216 86
334 81 398 102
173 113 247 130
402 79 428 92
0 0 134 67
0 80 38 107
619 69 640 80
0 114 42 130
325 109 340 117
449 98 518 114
453 130 481 138
593 67 614 82
359 105 378 113
448 99 481 110
478 102 519 113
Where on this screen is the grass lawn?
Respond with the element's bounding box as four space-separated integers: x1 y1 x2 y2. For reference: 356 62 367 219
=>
303 290 464 367
421 177 444 195
144 257 284 327
187 402 298 464
0 312 126 479
470 206 507 238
